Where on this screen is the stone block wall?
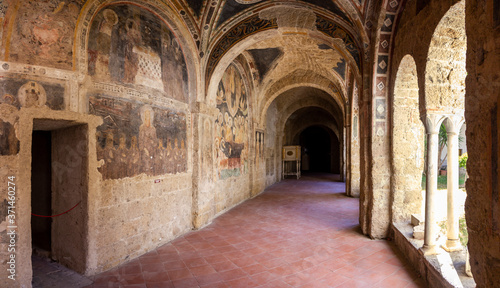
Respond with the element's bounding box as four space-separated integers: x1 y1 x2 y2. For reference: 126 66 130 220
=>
464 1 500 286
94 173 192 272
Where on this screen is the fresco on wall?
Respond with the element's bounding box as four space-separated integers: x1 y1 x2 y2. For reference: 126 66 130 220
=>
0 2 6 58
89 94 187 179
247 48 283 81
214 64 249 180
0 79 64 110
88 5 189 102
0 120 19 156
316 15 361 69
10 0 82 69
333 57 346 79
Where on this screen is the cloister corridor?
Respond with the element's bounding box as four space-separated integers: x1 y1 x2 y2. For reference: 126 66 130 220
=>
81 174 424 288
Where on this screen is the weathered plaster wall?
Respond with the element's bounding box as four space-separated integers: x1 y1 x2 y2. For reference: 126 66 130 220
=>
464 0 500 286
8 0 82 70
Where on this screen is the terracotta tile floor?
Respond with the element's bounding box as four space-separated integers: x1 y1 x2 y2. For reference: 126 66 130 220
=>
86 173 426 288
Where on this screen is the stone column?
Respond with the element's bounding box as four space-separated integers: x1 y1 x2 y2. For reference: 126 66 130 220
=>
443 118 463 251
191 102 218 229
345 123 352 196
422 114 440 255
340 127 345 182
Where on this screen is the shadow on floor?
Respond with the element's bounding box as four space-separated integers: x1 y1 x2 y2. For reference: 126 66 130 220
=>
32 254 92 288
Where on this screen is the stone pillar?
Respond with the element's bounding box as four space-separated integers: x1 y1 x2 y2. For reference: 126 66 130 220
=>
422 114 441 255
340 127 345 182
191 102 218 229
350 113 360 197
443 118 463 251
345 123 352 196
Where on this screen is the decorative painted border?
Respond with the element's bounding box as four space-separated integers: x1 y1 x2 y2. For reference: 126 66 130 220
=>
372 0 405 137
205 15 278 86
316 14 362 70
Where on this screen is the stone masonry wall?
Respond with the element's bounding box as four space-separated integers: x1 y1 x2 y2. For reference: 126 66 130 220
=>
391 55 424 223
95 173 193 272
464 0 500 286
388 0 462 232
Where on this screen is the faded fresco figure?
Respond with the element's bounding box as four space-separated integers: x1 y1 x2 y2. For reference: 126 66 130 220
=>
18 81 47 108
13 0 82 69
121 18 141 83
88 4 188 102
0 120 19 156
166 139 174 174
90 94 188 180
117 133 128 178
162 32 188 101
102 133 116 179
154 139 166 175
128 136 140 176
139 105 158 175
94 9 118 81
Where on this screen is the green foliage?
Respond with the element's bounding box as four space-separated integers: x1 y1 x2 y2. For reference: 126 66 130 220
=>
459 152 468 169
421 174 466 190
459 216 468 246
439 124 448 148
438 216 468 247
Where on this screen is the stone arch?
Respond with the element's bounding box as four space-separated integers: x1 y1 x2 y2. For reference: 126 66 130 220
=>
74 0 200 103
277 98 342 137
291 123 341 174
205 12 363 107
291 122 340 146
258 72 346 125
205 29 279 107
281 103 342 172
424 0 466 114
391 54 425 223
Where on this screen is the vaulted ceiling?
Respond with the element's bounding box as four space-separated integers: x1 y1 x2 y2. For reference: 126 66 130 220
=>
170 0 387 126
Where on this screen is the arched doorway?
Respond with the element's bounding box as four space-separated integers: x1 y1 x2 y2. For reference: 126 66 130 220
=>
299 125 339 173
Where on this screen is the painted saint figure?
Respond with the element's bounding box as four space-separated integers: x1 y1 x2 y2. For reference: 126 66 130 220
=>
94 9 118 81
139 105 158 175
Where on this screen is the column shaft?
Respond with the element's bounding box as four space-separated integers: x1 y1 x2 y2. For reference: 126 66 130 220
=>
423 131 439 254
445 131 462 251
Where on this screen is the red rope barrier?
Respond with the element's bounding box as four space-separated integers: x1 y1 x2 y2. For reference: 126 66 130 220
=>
31 201 81 218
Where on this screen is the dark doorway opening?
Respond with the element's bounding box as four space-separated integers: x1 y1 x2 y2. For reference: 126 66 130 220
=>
31 131 52 253
31 121 91 287
300 126 340 173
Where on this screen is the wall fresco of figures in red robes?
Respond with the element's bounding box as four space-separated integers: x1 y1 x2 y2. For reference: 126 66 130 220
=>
89 94 187 179
214 64 249 180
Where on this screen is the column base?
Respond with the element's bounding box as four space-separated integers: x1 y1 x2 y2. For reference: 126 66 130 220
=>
420 244 440 256
442 239 463 252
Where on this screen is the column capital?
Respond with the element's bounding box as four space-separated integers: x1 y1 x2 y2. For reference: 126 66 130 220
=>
422 114 445 134
443 115 465 134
